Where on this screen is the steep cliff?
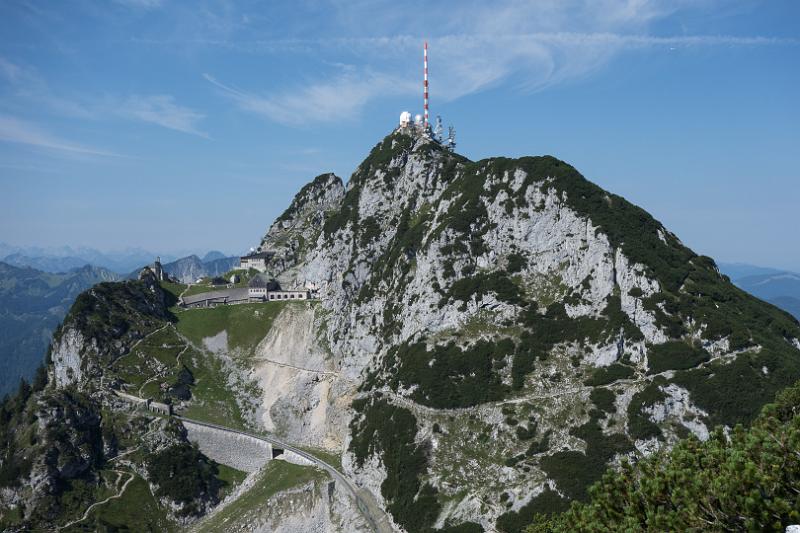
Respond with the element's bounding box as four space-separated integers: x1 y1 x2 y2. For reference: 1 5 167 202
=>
258 172 345 284
255 129 800 531
49 268 170 389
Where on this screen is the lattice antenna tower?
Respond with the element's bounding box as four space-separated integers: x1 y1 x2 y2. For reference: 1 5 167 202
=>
434 115 444 142
423 41 429 129
447 125 456 151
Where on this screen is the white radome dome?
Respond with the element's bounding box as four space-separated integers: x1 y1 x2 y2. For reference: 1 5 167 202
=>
399 111 411 127
414 114 423 124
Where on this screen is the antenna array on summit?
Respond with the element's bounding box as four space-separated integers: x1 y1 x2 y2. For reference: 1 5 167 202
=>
397 41 455 151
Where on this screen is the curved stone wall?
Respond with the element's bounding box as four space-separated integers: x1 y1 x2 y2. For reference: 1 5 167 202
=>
182 420 272 473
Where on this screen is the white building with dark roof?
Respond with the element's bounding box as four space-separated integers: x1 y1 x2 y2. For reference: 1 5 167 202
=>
240 251 274 272
248 276 269 299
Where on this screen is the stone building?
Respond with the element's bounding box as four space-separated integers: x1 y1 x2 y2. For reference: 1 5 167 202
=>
248 276 309 302
248 276 269 299
239 251 274 272
266 290 310 301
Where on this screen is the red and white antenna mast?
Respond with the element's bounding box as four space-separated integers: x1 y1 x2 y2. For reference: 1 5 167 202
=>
423 41 429 129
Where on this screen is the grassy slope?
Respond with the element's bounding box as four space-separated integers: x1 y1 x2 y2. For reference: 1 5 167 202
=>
63 474 178 533
216 464 248 500
173 302 289 429
108 285 291 430
174 302 288 356
197 461 329 533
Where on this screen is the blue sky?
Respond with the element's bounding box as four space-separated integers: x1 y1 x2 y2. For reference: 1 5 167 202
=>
1 0 798 270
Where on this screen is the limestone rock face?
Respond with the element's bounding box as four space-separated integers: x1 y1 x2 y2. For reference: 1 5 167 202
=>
252 303 348 450
48 274 169 392
51 328 87 388
220 477 370 533
258 172 345 285
251 129 800 531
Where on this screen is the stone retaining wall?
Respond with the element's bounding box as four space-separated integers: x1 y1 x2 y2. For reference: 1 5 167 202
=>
182 420 272 473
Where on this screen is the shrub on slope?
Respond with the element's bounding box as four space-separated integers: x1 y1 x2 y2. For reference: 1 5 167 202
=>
523 380 800 532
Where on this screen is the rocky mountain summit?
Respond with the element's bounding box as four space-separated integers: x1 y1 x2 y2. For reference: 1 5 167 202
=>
1 129 799 532
257 172 345 278
257 129 800 531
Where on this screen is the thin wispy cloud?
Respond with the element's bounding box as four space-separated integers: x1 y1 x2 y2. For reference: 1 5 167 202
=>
204 71 415 126
117 95 209 138
201 29 795 126
0 57 24 83
0 115 122 157
113 0 163 9
0 57 95 119
175 1 797 126
0 56 207 137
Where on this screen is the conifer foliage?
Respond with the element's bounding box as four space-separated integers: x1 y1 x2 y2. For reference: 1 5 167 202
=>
525 380 800 532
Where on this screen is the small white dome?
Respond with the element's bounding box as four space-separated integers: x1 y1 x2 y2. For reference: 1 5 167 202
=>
414 114 423 124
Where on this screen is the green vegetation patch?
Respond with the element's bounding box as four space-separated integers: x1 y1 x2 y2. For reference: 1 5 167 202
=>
198 461 329 533
583 363 634 387
215 464 248 500
447 272 523 307
526 379 800 532
589 389 616 414
159 280 187 302
506 253 528 274
674 348 800 427
540 414 633 502
646 340 709 374
146 442 220 517
175 302 287 355
627 379 667 441
180 346 248 430
349 397 441 532
71 474 177 533
439 522 484 533
389 339 513 408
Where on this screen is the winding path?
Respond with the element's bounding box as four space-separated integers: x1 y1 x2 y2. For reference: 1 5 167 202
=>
176 416 394 533
56 471 135 531
249 356 342 377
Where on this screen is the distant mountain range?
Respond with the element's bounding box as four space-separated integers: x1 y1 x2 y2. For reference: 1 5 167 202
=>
0 262 120 396
0 242 236 275
719 262 800 319
133 254 240 283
